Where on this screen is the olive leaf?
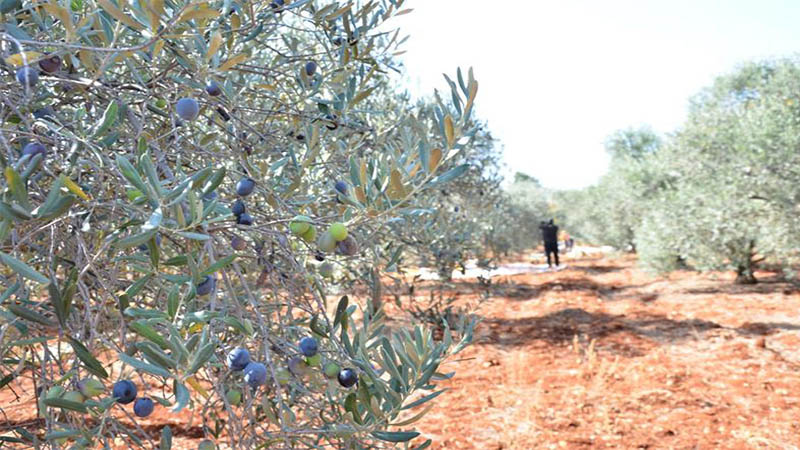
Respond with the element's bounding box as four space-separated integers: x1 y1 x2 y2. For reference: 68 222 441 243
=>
0 252 48 284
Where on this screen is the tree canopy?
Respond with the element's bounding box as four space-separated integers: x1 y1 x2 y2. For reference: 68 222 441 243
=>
0 0 540 447
557 57 800 283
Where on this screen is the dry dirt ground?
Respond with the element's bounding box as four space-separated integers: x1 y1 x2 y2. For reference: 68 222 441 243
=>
1 252 799 449
412 252 800 449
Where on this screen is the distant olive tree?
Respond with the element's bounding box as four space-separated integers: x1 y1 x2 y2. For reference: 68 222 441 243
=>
555 126 664 252
496 172 550 252
636 59 800 283
567 58 800 284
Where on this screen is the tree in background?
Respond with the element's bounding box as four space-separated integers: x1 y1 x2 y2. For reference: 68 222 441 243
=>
560 57 800 284
555 126 663 251
385 125 508 281
497 171 550 253
637 58 800 283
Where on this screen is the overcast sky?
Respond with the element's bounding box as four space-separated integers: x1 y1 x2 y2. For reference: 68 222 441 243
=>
390 0 800 189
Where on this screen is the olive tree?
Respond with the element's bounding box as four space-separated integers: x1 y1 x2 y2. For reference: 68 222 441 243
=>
637 58 800 282
381 125 516 281
0 0 484 448
490 172 549 254
555 127 663 251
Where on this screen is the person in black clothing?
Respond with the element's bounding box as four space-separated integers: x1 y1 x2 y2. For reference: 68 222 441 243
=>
539 219 559 268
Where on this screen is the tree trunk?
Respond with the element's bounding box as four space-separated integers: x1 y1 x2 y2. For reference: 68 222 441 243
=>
627 228 637 254
735 265 757 284
735 241 757 284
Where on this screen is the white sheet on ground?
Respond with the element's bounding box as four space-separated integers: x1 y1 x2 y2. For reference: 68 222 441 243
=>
403 245 613 281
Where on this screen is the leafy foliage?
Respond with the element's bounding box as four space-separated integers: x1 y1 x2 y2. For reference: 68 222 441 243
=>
558 58 800 283
555 126 664 252
494 172 550 255
636 59 800 282
0 0 496 447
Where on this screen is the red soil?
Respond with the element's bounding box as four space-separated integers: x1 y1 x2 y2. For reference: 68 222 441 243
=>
2 253 799 449
413 253 800 449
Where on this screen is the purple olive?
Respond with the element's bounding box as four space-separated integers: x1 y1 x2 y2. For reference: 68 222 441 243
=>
133 397 154 417
33 106 55 119
324 114 338 130
196 275 215 296
112 380 137 404
16 66 39 88
22 142 46 158
231 199 246 217
299 337 318 357
336 235 359 256
337 368 358 388
175 98 199 121
236 213 254 226
231 235 247 251
205 81 222 97
226 348 251 371
243 362 267 387
38 55 61 73
236 178 256 197
305 61 317 77
288 356 308 376
215 106 231 121
137 233 161 252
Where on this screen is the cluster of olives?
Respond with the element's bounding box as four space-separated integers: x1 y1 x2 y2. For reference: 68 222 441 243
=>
157 79 223 125
13 54 60 90
225 337 358 395
40 378 101 414
289 216 358 257
40 378 155 419
112 380 156 418
232 177 256 225
11 56 60 158
226 348 268 389
299 336 359 388
172 89 361 265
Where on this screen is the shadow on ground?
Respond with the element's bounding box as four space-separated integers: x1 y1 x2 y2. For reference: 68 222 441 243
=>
684 277 799 296
485 277 654 302
579 264 626 274
478 308 718 348
477 307 800 349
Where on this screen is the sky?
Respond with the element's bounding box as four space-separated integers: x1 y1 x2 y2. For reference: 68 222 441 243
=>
390 0 800 190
